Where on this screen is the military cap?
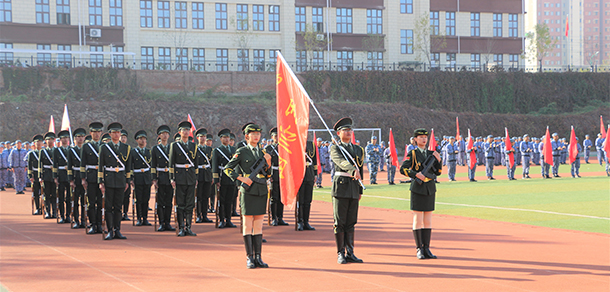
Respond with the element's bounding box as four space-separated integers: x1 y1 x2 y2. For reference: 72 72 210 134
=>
195 128 208 137
178 121 192 131
120 129 128 136
134 130 147 140
243 123 262 135
269 127 278 136
356 140 360 143
32 135 44 142
333 117 353 131
443 136 448 139
413 128 428 137
173 133 181 140
89 122 103 131
487 135 493 139
85 135 92 142
449 136 455 139
10 142 14 146
598 133 602 136
523 134 529 138
44 132 56 140
157 125 171 135
575 137 579 140
15 140 21 143
107 122 123 132
552 132 558 137
218 129 231 137
316 137 322 142
101 133 110 141
24 142 29 145
57 130 70 139
73 128 87 137
0 142 3 147
371 136 377 140
206 133 213 140
585 134 590 138
229 133 236 140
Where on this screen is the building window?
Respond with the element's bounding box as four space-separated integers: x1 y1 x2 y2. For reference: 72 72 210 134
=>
295 6 306 32
238 49 249 71
0 0 11 22
494 54 503 67
493 13 502 37
90 45 103 68
336 8 352 33
312 7 323 32
192 48 205 71
253 5 264 31
470 13 480 36
253 49 264 71
0 43 12 65
109 0 122 26
112 46 124 68
400 0 412 14
430 11 439 35
337 51 353 71
176 48 188 70
140 0 152 28
430 53 440 68
312 51 324 70
470 53 480 69
37 44 51 66
400 29 413 54
296 50 306 72
57 0 70 25
158 1 170 28
175 1 187 28
158 47 171 70
57 44 71 68
268 50 278 71
141 47 154 69
509 54 518 67
216 3 227 30
509 14 518 37
36 0 50 24
367 51 383 70
269 5 280 31
216 48 228 71
367 9 382 34
446 12 455 36
192 2 204 29
89 0 102 26
446 53 456 70
236 4 248 31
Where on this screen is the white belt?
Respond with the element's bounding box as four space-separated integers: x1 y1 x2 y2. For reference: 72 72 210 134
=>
104 167 125 172
86 165 98 170
133 168 150 173
334 171 353 178
156 167 169 172
198 164 211 169
32 168 39 172
175 164 193 169
218 166 225 170
73 167 80 171
58 166 67 170
272 166 279 170
306 162 312 166
43 165 52 169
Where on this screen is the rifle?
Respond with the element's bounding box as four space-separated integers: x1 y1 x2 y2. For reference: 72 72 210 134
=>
241 157 268 192
101 187 106 239
267 180 271 226
214 184 220 228
132 187 136 226
55 184 60 224
294 194 299 231
84 192 90 234
414 154 439 185
31 193 36 215
70 186 76 228
173 191 178 235
154 188 158 231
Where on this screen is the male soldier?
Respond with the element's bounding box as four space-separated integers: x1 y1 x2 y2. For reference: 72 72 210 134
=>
551 133 563 177
560 138 568 164
98 122 132 240
9 140 28 194
514 137 521 166
195 128 213 223
440 136 448 166
570 137 582 178
131 130 153 226
81 122 104 234
212 129 237 228
169 121 199 236
0 143 7 191
465 137 478 182
330 117 364 264
476 137 485 165
4 142 14 189
520 134 532 179
379 141 386 171
494 137 502 166
532 137 540 165
595 133 605 166
297 140 317 231
28 135 44 214
457 136 466 166
265 127 287 226
205 133 215 212
23 142 31 188
504 140 517 181
483 135 497 180
68 128 87 228
384 142 397 185
40 132 57 218
151 125 176 232
365 136 381 184
315 137 324 188
446 136 458 181
121 129 131 221
53 130 72 223
539 136 551 179
101 133 111 144
583 135 592 164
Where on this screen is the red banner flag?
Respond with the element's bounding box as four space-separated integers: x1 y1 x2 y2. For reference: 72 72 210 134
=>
428 128 437 151
543 127 553 165
187 114 196 138
565 15 569 37
351 130 356 144
276 52 310 209
467 129 476 170
456 117 460 141
603 124 610 156
568 126 578 164
314 132 322 175
601 116 606 139
388 128 399 167
48 115 55 133
505 128 515 168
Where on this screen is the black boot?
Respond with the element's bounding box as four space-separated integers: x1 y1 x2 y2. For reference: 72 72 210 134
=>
243 235 256 269
277 203 288 225
177 211 185 237
421 228 437 259
156 206 166 231
413 229 426 259
165 207 176 231
185 211 197 236
344 232 363 263
104 229 114 240
252 234 268 268
335 232 347 264
114 229 127 239
303 204 315 230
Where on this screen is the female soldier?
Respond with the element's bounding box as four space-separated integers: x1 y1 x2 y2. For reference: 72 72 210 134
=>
400 128 442 259
224 123 272 269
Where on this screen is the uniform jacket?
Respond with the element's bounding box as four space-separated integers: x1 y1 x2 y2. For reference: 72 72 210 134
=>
330 142 364 199
195 144 213 182
520 142 532 155
400 148 442 196
169 141 198 185
365 143 381 163
551 140 562 156
53 146 70 182
9 148 28 168
38 147 55 182
484 142 497 158
224 144 271 196
264 143 280 183
27 150 40 180
98 142 132 188
131 147 152 186
446 143 458 161
304 140 318 182
212 145 235 185
80 141 102 183
151 143 171 185
67 146 82 183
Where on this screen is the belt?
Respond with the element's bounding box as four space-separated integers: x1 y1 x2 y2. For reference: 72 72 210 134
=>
32 168 39 172
86 165 98 170
272 166 279 170
73 167 80 171
334 171 353 178
198 164 211 169
175 164 193 169
156 167 169 172
244 173 266 179
133 168 150 173
43 165 52 169
306 162 312 166
104 167 125 172
58 166 67 170
218 166 225 170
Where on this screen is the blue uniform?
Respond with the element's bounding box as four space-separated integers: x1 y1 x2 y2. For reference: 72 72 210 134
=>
483 141 497 179
383 147 397 184
551 140 562 176
379 143 386 171
457 139 466 166
500 141 506 166
0 148 9 189
570 143 582 177
539 141 550 178
583 138 592 163
520 141 532 177
446 142 458 181
365 143 381 184
560 140 568 164
595 137 605 165
465 144 478 181
504 144 517 180
8 147 28 192
532 141 540 165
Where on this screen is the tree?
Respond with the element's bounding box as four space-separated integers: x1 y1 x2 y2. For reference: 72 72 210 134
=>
295 23 328 70
525 23 557 72
413 13 446 70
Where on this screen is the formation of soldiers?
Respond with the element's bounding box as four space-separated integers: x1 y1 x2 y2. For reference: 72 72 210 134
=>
0 140 30 194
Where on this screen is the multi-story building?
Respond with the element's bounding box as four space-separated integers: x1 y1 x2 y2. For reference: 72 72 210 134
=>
583 0 609 67
0 0 525 71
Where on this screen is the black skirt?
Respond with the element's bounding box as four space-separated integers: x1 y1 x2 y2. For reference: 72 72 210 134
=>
410 192 435 212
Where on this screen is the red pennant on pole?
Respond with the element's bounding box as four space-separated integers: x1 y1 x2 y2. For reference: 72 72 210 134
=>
48 115 55 133
388 128 399 167
467 129 476 170
568 126 578 164
565 14 569 37
601 116 606 139
456 117 460 141
428 128 437 151
187 114 196 138
314 132 322 175
505 128 515 168
543 127 553 165
351 130 356 144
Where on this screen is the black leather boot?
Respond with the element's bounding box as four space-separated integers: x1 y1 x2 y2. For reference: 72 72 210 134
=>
303 204 315 230
104 229 114 240
114 229 127 239
421 228 437 259
413 229 426 259
157 207 165 231
243 235 256 269
185 212 197 236
165 206 175 231
177 211 185 237
252 234 268 268
345 232 363 263
335 232 347 264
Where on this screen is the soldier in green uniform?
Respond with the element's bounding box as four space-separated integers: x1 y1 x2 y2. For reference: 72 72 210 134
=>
28 134 44 215
330 117 365 264
205 133 215 213
53 130 72 224
212 129 237 228
399 128 442 259
224 123 272 269
40 132 57 219
169 121 199 237
81 122 103 234
297 140 317 231
121 129 131 221
195 128 213 223
131 130 152 226
68 128 87 228
98 122 132 240
151 125 176 232
265 127 287 226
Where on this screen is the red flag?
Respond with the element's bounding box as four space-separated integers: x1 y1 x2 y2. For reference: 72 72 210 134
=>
467 129 476 170
48 115 55 133
388 128 399 167
314 132 322 175
351 130 356 144
543 127 553 165
603 124 610 155
187 114 196 138
601 116 606 139
505 128 515 168
565 15 569 37
568 126 578 164
456 117 460 141
276 52 310 209
428 128 437 151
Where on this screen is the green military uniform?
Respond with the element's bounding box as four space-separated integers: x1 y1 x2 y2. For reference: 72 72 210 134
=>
151 125 175 232
195 128 213 223
121 129 131 221
68 128 87 228
297 140 317 231
212 129 237 228
27 134 43 215
53 130 71 224
39 132 57 219
265 127 286 226
81 122 104 234
131 130 152 226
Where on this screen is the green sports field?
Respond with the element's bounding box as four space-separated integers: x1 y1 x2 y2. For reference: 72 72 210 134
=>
313 163 610 234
